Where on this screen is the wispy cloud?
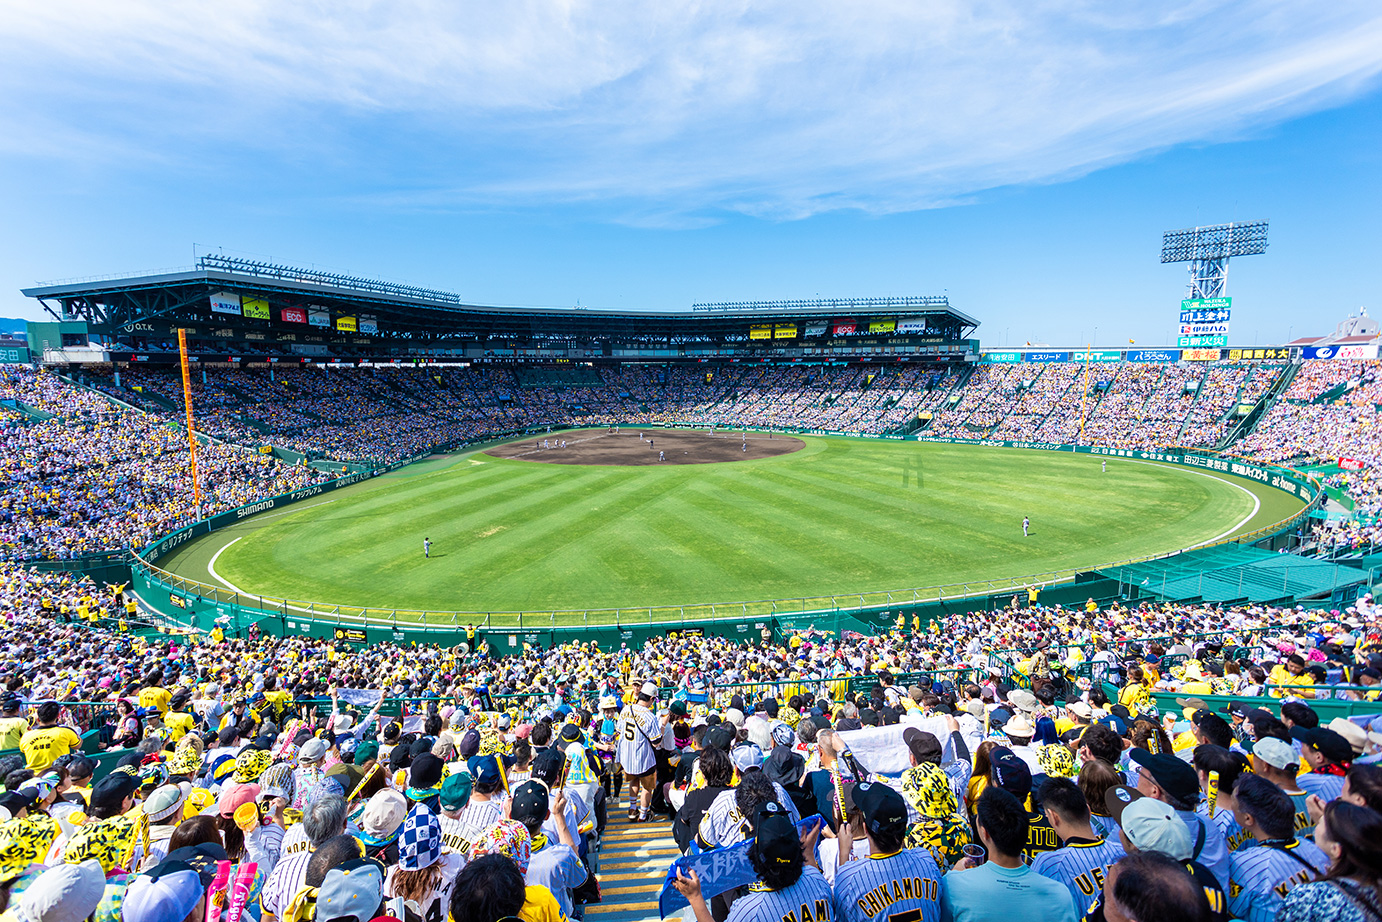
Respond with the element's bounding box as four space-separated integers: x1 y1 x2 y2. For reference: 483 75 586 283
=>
3 1 1381 219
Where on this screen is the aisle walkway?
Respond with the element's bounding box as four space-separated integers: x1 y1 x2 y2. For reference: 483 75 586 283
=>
585 811 680 922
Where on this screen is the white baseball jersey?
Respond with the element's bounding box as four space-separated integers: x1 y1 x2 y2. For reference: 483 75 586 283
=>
616 703 659 775
727 865 835 922
832 848 943 922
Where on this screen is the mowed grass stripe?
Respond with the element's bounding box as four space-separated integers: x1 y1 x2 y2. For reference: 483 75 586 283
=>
194 436 1288 613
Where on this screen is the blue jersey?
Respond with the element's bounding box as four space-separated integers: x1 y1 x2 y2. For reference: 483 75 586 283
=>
1177 809 1230 891
1227 838 1329 922
833 848 943 922
727 866 835 922
1197 804 1253 853
1030 837 1125 918
1294 772 1345 803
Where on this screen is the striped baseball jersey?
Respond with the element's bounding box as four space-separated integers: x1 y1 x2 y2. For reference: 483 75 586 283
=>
832 848 943 922
616 704 659 775
1226 837 1329 922
1197 803 1252 853
726 865 835 922
1030 836 1125 917
1294 771 1345 803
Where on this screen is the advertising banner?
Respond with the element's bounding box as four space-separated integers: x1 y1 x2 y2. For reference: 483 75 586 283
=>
359 314 379 334
803 323 828 337
1025 351 1070 362
896 319 928 334
831 320 857 336
242 298 271 320
0 346 30 364
1178 335 1228 348
1180 323 1229 336
868 319 896 334
773 324 797 339
982 352 1023 363
281 307 307 324
1341 458 1365 470
1071 350 1122 362
749 325 772 340
308 309 330 328
1182 348 1223 361
1180 297 1231 322
1304 344 1380 360
1127 349 1181 362
336 315 357 332
1226 348 1290 361
209 292 242 315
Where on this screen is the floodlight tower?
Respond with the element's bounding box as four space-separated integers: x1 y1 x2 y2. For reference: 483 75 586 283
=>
1160 220 1268 299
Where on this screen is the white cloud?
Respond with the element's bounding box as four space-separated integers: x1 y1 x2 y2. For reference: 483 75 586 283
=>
2 1 1381 218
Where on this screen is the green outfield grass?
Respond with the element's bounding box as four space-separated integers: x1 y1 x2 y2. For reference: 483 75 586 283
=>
159 435 1303 615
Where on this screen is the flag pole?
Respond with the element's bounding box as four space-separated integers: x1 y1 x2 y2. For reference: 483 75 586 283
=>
1078 342 1092 445
178 329 202 508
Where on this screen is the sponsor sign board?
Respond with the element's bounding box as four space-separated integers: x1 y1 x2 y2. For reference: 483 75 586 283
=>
831 320 857 336
1025 351 1070 362
0 346 29 363
1071 350 1122 362
334 628 367 643
1178 335 1228 348
242 297 271 319
308 310 330 328
803 323 827 337
749 325 772 340
209 291 241 315
281 307 307 324
1340 457 1365 470
1304 344 1380 360
336 315 357 332
1127 349 1180 362
981 352 1023 363
868 319 896 334
1226 348 1290 361
1182 348 1223 361
773 324 797 339
896 319 928 334
1180 297 1231 321
1180 323 1229 336
359 314 378 334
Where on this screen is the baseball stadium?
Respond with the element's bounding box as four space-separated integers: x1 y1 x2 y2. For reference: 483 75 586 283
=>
2 251 1380 922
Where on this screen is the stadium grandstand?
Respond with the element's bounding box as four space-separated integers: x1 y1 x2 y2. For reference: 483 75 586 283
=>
3 258 1382 922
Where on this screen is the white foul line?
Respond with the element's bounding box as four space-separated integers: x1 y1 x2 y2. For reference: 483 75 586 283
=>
207 536 247 594
1124 459 1261 548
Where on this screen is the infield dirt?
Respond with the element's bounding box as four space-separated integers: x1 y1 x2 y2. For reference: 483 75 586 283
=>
483 427 805 466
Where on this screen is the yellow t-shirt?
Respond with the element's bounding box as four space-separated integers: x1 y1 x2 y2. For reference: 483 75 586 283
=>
164 711 196 742
19 725 82 770
138 686 172 714
0 716 29 750
519 885 569 922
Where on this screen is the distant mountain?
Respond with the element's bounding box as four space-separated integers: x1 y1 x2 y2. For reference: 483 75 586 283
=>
0 318 29 336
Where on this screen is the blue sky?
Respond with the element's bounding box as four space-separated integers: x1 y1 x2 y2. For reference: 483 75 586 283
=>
2 2 1380 346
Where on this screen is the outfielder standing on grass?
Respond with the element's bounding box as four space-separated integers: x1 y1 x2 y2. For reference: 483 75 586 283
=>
423 537 431 558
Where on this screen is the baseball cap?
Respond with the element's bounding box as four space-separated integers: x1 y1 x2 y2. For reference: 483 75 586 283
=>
298 738 327 763
509 781 550 823
122 844 228 922
902 727 942 764
1291 727 1354 765
731 743 764 773
750 802 799 868
7 860 105 922
704 725 735 752
640 682 658 698
1114 795 1194 860
142 784 187 824
1128 750 1199 805
317 858 384 922
439 773 473 812
1328 718 1368 755
989 747 1032 799
467 755 501 788
89 771 139 814
1250 737 1298 771
853 781 908 838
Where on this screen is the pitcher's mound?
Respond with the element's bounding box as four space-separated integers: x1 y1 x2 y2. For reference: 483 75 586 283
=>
484 428 806 466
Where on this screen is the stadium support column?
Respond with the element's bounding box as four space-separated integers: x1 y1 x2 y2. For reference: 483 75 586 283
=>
178 328 202 508
1078 344 1091 445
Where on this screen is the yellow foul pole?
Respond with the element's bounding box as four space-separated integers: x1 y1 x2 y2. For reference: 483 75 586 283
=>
1077 345 1089 447
178 329 202 507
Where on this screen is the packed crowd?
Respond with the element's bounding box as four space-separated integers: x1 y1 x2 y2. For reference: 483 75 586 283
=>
1241 360 1382 468
2 567 1382 922
927 361 1284 450
0 370 327 560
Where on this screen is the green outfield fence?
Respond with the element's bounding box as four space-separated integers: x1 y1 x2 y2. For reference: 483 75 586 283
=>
17 426 1328 646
